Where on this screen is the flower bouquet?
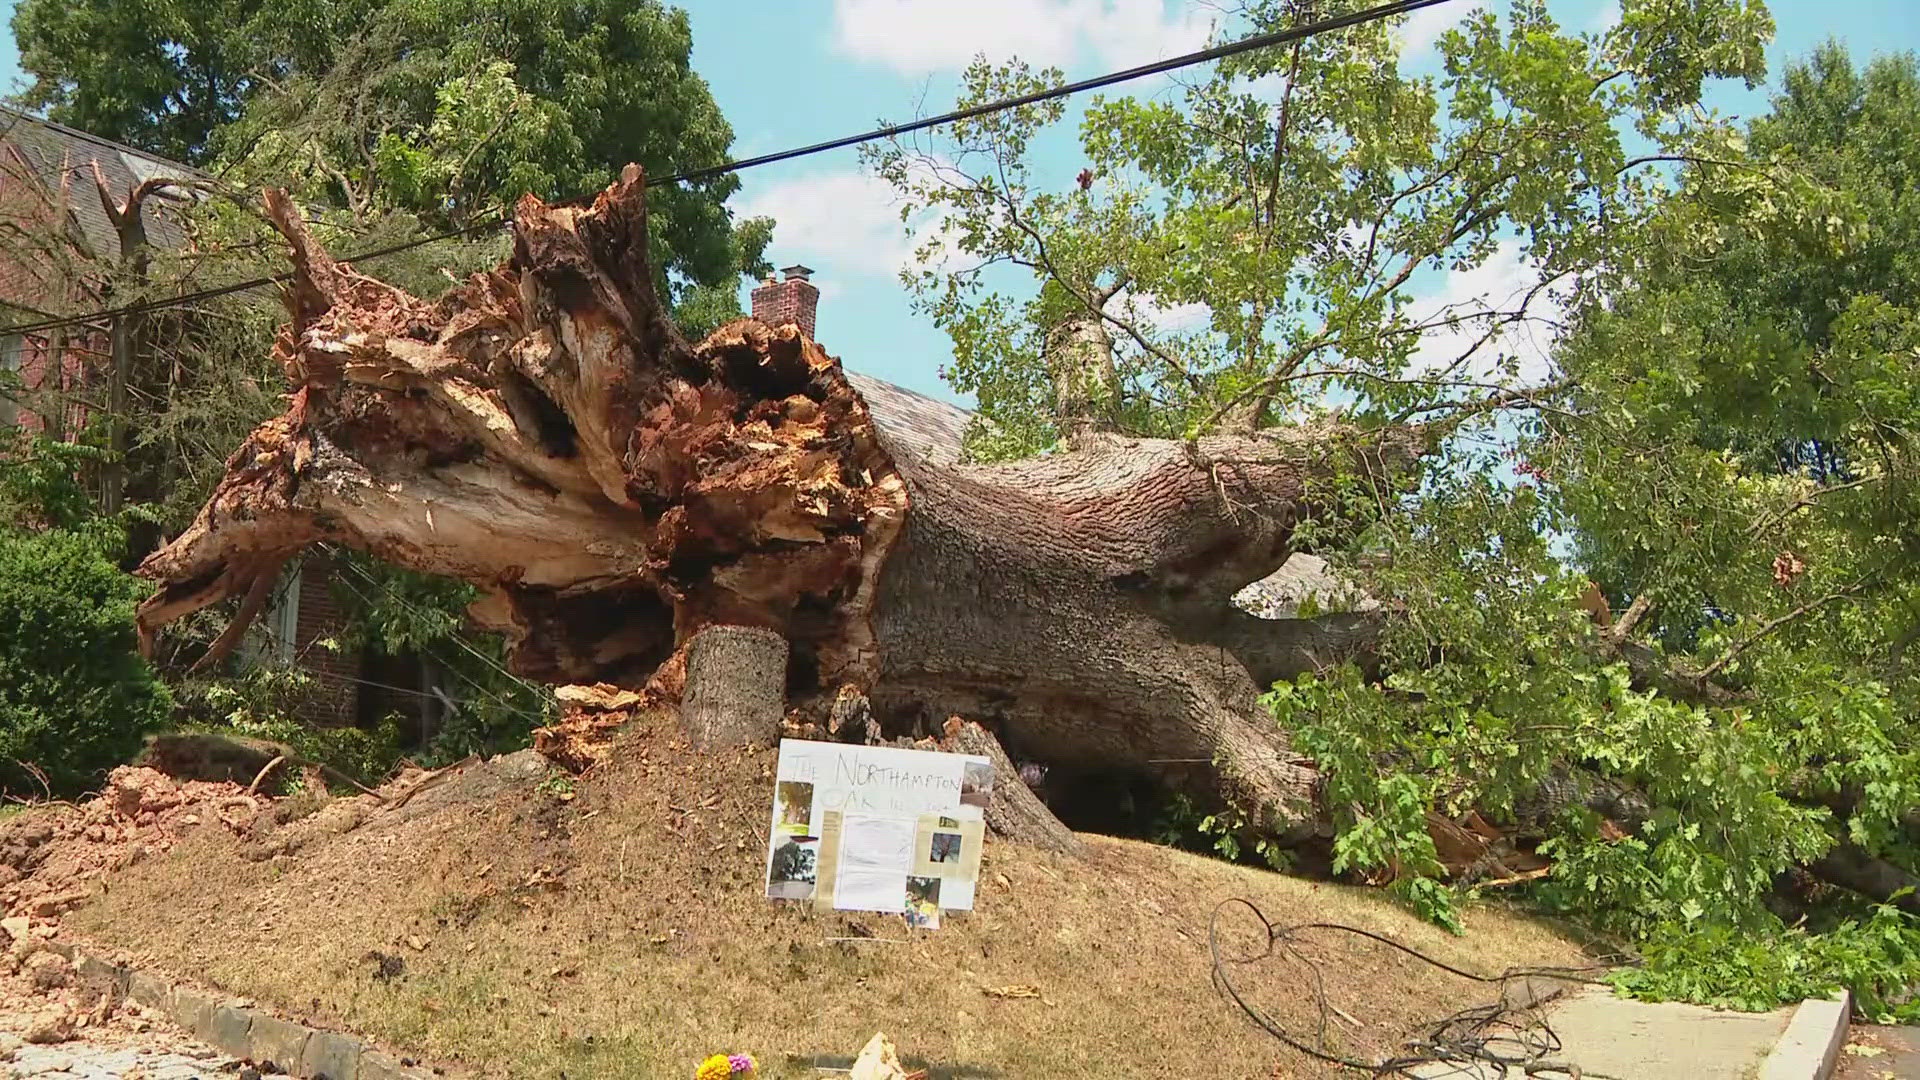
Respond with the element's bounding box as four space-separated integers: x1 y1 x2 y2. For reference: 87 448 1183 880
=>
695 1053 757 1080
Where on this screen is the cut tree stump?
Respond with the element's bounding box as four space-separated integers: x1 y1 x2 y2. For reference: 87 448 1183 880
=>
682 625 789 750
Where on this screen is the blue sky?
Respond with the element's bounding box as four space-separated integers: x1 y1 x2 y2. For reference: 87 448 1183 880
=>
1 0 1916 405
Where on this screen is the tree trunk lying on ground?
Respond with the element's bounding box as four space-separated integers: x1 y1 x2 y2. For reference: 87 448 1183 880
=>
131 168 1920 918
134 167 1431 846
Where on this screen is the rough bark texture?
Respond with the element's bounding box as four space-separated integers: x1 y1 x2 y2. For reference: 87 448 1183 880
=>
1807 842 1920 915
681 625 788 750
135 168 1432 839
938 719 1082 857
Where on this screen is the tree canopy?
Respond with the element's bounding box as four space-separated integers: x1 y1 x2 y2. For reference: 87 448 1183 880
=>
880 0 1920 1012
870 0 1772 456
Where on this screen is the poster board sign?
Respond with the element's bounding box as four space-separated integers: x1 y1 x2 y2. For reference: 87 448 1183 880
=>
763 739 993 924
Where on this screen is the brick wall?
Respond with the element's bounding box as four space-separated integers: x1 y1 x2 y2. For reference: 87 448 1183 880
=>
0 144 104 437
289 555 367 729
3 330 96 436
749 265 819 338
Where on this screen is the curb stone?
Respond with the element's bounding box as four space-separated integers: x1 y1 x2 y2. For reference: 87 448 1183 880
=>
206 1004 255 1056
47 944 434 1080
166 985 216 1038
1757 991 1850 1080
249 1012 312 1073
299 1029 362 1080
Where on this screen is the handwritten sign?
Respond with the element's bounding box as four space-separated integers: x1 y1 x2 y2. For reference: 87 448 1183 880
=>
763 739 992 921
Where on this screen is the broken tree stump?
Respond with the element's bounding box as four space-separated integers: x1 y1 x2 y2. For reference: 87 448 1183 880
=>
681 625 789 750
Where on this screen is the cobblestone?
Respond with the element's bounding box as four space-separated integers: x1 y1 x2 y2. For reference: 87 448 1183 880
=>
6 1039 279 1078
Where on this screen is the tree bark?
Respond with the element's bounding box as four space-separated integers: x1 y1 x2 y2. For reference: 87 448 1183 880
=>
935 719 1082 856
681 625 788 750
133 167 1433 837
1806 842 1920 916
93 167 166 517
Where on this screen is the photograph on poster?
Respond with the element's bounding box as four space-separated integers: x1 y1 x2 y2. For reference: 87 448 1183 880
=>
906 876 942 928
766 837 818 900
960 761 993 808
775 781 814 833
929 832 963 864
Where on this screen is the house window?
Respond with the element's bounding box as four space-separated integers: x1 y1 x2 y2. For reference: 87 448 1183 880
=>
259 562 302 665
0 334 21 429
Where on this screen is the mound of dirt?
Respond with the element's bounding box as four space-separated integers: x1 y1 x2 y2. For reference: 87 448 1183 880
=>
30 714 1589 1078
0 767 269 921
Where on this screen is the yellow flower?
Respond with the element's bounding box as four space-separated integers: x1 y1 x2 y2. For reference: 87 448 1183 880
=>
695 1054 734 1080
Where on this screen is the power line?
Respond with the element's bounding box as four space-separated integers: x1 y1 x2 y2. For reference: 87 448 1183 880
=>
326 549 549 709
658 0 1451 186
0 0 1452 341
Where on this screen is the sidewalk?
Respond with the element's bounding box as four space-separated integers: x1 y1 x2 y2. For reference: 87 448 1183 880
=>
1410 985 1800 1080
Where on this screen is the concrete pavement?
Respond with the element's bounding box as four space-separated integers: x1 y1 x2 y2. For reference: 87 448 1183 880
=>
1410 985 1824 1080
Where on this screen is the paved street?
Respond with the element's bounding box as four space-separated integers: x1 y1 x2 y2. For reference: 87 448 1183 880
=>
4 1038 254 1079
1838 1026 1920 1080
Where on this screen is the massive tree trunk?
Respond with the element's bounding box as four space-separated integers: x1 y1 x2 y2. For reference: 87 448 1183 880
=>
135 167 1431 838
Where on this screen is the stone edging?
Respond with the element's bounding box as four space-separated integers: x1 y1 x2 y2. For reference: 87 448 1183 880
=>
1757 991 1851 1080
46 940 433 1080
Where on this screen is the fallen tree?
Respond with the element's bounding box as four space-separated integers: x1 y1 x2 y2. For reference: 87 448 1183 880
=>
135 168 1430 842
130 167 1920 925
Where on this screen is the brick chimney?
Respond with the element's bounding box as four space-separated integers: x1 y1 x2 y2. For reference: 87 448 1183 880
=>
750 264 819 339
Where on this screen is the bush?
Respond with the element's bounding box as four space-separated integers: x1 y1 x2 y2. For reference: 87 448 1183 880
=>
171 665 406 786
0 527 173 795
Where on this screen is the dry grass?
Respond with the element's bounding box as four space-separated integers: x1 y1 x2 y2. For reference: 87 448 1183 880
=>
67 714 1586 1078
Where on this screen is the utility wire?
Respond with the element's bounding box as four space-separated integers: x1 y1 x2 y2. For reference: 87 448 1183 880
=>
0 0 1453 341
653 0 1453 187
328 552 547 705
1209 899 1624 1077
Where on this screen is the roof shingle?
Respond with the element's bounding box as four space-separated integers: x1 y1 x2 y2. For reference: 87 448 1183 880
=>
0 109 204 273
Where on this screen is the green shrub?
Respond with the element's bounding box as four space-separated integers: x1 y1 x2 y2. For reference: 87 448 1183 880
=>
0 527 173 795
172 665 406 786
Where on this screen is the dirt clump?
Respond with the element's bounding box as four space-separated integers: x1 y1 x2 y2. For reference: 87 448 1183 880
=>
0 766 270 920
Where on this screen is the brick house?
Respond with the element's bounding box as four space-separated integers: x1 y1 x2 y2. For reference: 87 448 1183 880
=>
0 111 410 730
0 109 197 436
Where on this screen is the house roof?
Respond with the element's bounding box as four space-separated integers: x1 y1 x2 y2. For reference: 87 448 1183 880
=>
846 371 974 468
0 109 204 266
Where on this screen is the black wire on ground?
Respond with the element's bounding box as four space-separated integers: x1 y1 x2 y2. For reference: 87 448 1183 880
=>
0 0 1455 341
1208 898 1625 1078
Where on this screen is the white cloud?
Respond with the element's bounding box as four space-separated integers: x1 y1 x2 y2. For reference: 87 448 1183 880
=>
831 0 1213 77
1588 0 1622 34
1402 240 1566 385
1113 287 1211 334
734 171 923 280
1394 2 1472 59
